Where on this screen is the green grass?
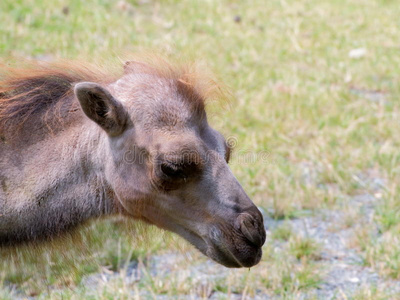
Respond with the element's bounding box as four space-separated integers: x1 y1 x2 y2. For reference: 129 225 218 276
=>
271 223 294 241
289 236 321 261
1 0 400 298
261 251 323 296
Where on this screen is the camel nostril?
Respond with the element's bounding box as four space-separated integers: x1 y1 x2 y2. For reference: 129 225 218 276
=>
237 213 266 248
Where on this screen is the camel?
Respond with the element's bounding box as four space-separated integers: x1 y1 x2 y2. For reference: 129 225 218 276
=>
0 57 266 268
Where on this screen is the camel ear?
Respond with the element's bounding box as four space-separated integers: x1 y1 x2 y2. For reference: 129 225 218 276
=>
74 82 128 136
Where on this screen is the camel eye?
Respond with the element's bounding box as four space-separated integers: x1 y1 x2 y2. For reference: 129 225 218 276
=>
160 162 185 179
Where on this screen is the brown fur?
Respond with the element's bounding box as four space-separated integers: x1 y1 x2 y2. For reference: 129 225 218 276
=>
0 61 115 142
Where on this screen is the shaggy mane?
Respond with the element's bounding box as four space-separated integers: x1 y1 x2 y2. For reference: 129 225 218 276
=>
0 56 229 142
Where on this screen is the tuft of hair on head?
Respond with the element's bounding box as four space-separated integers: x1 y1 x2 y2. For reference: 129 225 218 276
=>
118 52 233 108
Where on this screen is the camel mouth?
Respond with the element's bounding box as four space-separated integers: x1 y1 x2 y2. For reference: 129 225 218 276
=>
180 226 263 268
206 238 263 268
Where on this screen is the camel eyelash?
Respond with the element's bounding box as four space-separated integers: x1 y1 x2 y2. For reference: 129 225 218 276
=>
224 139 234 163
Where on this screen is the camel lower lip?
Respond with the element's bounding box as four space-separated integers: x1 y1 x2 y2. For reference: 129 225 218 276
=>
208 242 263 268
167 223 263 268
181 229 262 268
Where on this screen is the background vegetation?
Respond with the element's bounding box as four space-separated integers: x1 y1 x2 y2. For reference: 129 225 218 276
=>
1 0 400 299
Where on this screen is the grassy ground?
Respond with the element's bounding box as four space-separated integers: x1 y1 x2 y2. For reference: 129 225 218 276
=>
1 0 400 299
